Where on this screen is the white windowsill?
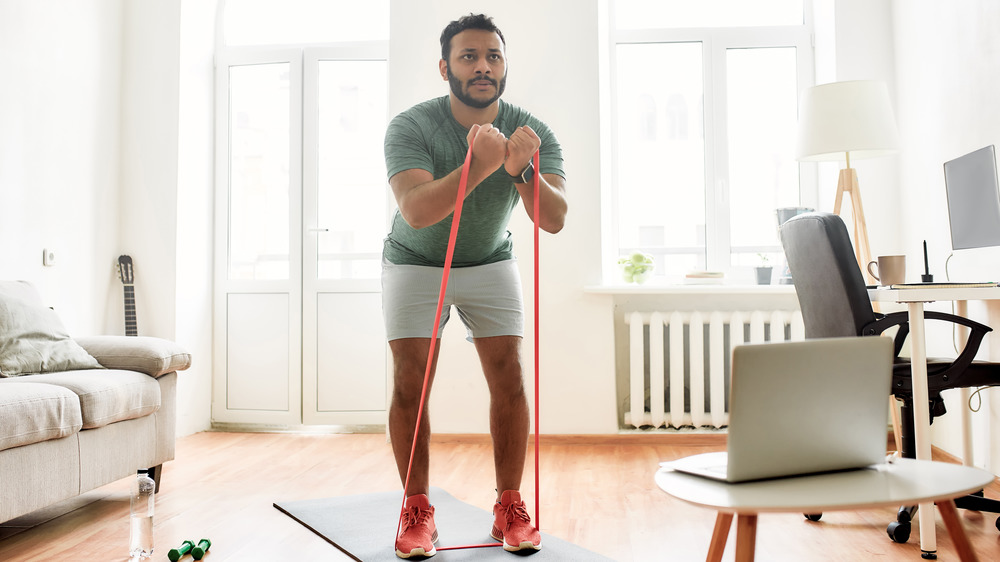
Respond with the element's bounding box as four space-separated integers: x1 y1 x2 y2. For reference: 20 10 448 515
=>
583 283 798 296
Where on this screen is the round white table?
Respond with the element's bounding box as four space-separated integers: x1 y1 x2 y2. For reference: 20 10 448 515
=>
656 459 995 561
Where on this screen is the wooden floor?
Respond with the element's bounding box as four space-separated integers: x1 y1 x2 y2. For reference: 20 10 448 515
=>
2 431 999 561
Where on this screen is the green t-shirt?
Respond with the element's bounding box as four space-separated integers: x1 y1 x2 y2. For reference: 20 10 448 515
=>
383 96 564 267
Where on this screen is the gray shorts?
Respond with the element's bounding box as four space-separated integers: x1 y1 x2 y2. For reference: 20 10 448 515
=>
381 258 524 342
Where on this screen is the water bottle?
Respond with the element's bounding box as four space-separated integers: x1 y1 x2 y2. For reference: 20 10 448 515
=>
129 469 155 559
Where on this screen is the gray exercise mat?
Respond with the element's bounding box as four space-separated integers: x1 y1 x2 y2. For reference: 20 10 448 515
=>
274 487 611 561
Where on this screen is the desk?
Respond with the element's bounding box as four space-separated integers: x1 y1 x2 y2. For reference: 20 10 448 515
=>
869 285 1000 555
656 459 994 562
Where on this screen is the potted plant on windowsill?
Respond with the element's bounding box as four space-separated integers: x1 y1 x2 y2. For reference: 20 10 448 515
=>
755 253 772 285
618 252 654 284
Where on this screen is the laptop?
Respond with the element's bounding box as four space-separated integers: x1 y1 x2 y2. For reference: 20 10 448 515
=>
667 336 894 483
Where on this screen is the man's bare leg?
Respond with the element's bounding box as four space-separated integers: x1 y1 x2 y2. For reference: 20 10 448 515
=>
474 336 529 495
389 337 441 498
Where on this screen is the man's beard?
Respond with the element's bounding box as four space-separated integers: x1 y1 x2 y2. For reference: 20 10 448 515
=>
447 65 506 109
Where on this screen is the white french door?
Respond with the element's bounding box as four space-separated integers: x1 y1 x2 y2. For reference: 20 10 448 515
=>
301 47 390 425
214 45 389 427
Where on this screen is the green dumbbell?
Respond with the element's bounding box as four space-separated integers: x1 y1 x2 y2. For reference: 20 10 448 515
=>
192 538 212 560
168 540 195 562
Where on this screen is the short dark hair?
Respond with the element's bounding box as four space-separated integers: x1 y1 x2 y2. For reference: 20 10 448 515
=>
439 13 506 61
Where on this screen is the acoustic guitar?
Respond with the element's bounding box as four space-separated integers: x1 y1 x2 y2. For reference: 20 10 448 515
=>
116 255 138 336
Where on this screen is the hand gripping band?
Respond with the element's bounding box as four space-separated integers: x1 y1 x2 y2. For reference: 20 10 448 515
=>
396 142 542 551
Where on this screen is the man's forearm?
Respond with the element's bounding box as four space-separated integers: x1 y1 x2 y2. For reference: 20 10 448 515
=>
514 173 567 234
394 161 500 229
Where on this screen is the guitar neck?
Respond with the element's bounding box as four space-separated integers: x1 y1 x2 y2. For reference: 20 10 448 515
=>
123 284 137 337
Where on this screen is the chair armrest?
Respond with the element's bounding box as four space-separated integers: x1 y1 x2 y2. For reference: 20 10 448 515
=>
74 336 191 378
862 310 991 376
862 312 911 357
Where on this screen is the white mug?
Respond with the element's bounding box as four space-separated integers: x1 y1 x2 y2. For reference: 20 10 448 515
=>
867 255 906 286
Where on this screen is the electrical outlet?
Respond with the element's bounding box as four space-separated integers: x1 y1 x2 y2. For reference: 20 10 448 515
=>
42 248 56 267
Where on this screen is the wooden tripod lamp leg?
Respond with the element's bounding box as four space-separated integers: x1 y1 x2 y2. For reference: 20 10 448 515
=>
835 167 874 285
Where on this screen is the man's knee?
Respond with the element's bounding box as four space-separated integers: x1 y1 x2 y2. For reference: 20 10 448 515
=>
484 352 522 376
390 339 437 391
392 367 429 403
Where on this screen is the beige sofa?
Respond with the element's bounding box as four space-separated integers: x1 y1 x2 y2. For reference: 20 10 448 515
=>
0 281 190 523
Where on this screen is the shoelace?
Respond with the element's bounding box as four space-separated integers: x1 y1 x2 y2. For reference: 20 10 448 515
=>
400 505 433 534
500 500 532 528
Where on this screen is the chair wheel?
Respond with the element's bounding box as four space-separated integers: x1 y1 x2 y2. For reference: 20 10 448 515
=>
887 521 911 543
897 504 916 524
804 513 822 521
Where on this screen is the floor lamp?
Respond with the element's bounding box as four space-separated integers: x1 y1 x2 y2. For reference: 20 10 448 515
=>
795 80 900 285
795 80 903 454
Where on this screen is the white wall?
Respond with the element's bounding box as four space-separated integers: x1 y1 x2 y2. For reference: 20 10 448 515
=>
0 0 123 331
892 0 1000 469
118 0 214 436
829 0 902 256
173 0 216 437
120 1 179 339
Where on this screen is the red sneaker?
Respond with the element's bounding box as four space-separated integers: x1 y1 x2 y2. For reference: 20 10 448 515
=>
490 490 541 551
395 494 438 558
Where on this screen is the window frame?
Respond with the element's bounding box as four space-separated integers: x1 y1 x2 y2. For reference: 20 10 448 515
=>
605 2 818 284
214 40 390 290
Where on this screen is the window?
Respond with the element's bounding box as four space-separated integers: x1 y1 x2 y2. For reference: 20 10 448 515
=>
223 0 388 45
609 0 816 283
217 0 389 283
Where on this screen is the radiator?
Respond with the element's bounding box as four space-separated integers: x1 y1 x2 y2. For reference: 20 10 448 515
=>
623 310 804 430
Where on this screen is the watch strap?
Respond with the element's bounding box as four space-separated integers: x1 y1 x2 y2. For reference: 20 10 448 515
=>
508 160 534 184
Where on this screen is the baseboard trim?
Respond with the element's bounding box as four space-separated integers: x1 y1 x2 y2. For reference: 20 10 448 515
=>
208 422 386 434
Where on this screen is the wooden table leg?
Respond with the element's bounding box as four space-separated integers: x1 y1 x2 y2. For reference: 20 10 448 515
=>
735 514 758 562
707 513 733 562
937 500 980 562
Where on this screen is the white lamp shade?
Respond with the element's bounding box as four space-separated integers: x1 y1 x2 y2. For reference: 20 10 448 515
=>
795 80 900 162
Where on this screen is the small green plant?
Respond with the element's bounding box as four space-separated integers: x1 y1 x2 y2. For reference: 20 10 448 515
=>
618 252 654 284
757 253 770 266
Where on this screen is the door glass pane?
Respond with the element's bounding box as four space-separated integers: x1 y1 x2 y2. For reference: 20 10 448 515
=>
726 47 799 266
316 60 388 280
224 0 389 45
229 63 291 280
616 42 705 278
616 0 802 30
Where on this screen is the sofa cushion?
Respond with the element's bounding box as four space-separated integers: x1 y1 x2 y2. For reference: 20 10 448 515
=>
0 281 103 377
0 370 161 429
0 382 83 452
75 336 192 378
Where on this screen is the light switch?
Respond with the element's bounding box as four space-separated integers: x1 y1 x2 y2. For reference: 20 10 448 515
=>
42 248 56 267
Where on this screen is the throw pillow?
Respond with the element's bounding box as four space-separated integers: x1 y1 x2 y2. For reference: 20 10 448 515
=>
0 293 103 377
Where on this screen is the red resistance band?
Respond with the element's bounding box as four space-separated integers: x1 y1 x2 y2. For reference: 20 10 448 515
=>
396 141 542 551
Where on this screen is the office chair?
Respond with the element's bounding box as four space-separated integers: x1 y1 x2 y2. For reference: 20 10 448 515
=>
779 211 1000 544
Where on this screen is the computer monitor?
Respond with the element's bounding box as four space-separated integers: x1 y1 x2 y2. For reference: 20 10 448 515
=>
944 145 1000 250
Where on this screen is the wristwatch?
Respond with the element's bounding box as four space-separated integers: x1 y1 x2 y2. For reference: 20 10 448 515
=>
508 160 534 184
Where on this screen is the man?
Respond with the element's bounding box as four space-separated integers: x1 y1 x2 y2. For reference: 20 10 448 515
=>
382 13 568 559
